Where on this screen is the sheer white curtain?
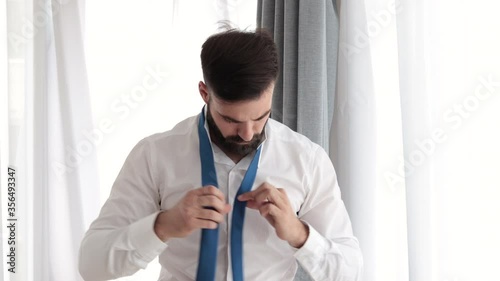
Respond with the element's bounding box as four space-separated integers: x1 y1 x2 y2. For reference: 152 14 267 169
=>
396 1 500 281
2 0 99 281
330 0 378 279
335 0 500 280
1 2 8 279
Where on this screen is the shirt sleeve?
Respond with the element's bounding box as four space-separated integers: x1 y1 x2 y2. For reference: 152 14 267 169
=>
294 145 363 281
79 138 167 280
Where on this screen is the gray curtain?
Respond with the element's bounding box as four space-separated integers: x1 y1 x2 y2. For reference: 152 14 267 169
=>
257 1 339 280
257 0 339 152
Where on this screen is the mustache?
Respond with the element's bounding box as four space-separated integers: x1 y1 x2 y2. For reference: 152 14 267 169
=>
225 134 263 143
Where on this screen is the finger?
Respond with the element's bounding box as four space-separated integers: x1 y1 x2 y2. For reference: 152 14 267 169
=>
196 208 225 224
237 190 257 202
258 203 279 226
198 195 231 214
245 199 262 210
238 183 271 202
253 190 274 204
202 205 231 216
252 186 284 207
196 185 226 202
272 188 288 207
258 201 277 217
195 218 219 229
245 191 278 210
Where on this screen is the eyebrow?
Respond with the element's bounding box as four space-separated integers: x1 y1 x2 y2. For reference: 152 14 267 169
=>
218 109 271 123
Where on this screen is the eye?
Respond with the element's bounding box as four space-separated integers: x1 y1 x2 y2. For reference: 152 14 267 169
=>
255 115 268 122
223 117 236 123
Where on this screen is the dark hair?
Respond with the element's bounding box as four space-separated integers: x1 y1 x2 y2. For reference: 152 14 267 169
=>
200 29 279 102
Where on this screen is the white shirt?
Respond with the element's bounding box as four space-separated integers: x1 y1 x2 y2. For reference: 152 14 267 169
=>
79 112 363 281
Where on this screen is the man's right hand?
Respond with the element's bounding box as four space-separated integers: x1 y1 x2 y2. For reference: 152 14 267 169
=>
154 185 231 241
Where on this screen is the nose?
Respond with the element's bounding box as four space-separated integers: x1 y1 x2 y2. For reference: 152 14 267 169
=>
238 123 254 142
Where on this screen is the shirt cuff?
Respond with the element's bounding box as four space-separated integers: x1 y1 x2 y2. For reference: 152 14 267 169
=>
294 222 340 268
128 211 168 268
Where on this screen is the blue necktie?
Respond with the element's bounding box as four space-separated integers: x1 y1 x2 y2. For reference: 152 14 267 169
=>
196 107 261 281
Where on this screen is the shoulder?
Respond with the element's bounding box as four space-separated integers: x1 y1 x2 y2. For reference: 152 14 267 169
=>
143 115 198 146
266 119 322 153
264 119 326 172
127 115 198 159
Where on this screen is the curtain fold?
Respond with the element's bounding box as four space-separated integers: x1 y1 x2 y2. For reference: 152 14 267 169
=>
257 0 338 152
395 2 435 280
257 1 340 280
330 1 377 280
4 0 100 280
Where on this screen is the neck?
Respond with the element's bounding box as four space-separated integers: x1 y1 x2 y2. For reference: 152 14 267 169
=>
210 139 246 164
208 130 247 163
224 149 246 164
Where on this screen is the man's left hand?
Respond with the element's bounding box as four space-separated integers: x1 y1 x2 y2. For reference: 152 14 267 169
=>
238 182 309 248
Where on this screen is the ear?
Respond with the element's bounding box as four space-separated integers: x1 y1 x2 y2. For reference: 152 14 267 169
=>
199 81 210 104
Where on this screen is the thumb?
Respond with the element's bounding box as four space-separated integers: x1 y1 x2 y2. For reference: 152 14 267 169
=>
238 192 252 201
245 200 260 209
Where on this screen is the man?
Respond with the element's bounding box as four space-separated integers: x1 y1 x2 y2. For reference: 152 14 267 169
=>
79 29 363 281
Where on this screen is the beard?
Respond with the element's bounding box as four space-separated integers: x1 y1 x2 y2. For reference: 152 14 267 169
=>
206 105 266 157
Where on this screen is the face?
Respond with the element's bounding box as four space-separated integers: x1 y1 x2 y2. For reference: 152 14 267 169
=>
199 82 273 157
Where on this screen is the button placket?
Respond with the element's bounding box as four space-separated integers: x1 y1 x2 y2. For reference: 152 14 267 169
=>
226 168 237 281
